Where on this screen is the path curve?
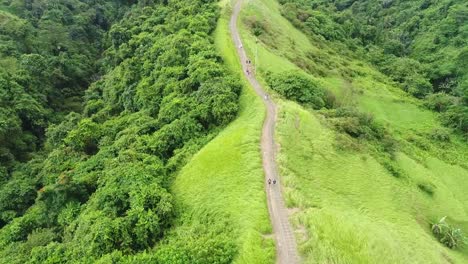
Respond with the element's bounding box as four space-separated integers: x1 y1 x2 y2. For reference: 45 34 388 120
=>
229 1 300 263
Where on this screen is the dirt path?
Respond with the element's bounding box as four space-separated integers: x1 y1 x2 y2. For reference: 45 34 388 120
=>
230 1 300 263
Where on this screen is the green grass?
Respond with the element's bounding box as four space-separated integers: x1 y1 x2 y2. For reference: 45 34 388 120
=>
153 1 275 263
276 101 468 263
237 0 468 263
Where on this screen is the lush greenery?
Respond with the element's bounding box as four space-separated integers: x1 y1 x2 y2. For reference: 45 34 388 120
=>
2 0 467 262
432 216 467 249
278 0 467 136
0 0 245 262
238 0 468 262
0 0 132 173
266 71 327 109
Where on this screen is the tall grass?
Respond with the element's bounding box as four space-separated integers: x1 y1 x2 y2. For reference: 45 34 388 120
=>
238 0 468 263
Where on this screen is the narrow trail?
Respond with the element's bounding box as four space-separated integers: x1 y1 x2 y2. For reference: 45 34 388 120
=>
230 1 300 263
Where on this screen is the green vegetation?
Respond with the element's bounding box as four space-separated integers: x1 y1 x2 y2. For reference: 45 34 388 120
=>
266 71 327 109
0 0 254 262
0 0 130 172
130 2 275 263
237 0 468 262
278 0 468 136
432 216 467 249
2 0 467 262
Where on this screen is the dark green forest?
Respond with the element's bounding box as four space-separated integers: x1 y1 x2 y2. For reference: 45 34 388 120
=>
278 0 467 136
0 0 240 262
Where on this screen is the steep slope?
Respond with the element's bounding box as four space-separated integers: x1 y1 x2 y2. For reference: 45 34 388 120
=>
133 2 276 262
236 0 468 263
0 0 129 173
231 0 299 263
0 1 245 262
279 0 467 135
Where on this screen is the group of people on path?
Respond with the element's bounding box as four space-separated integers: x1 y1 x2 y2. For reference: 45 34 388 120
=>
246 58 253 75
239 44 254 75
239 45 276 187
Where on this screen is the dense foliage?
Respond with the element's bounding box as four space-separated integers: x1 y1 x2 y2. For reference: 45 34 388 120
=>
432 216 467 249
0 0 241 262
278 0 468 136
266 71 327 109
0 0 131 173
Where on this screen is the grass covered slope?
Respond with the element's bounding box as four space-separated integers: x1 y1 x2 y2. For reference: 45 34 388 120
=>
167 87 273 264
277 102 468 263
145 2 275 263
237 0 468 262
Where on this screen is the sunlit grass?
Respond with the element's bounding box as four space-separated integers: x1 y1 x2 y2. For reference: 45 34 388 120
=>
238 0 468 263
157 1 275 263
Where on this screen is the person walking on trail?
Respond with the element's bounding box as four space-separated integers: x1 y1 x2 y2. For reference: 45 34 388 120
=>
273 179 276 185
268 179 272 185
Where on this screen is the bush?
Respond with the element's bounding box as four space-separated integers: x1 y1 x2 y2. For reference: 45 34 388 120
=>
153 219 237 264
266 71 328 109
432 216 467 249
325 107 386 140
429 128 451 142
381 160 404 178
442 105 468 136
245 16 268 37
425 93 456 112
417 183 435 196
324 89 339 109
334 133 362 152
404 75 433 98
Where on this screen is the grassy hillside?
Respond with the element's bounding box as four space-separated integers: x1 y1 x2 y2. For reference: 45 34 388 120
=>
279 0 468 136
146 2 275 262
237 0 468 262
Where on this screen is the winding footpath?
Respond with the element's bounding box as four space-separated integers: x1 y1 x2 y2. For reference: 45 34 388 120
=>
230 1 300 263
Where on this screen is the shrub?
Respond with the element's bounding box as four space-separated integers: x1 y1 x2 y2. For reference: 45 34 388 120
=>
325 107 386 140
417 183 435 196
429 128 451 142
324 89 339 108
266 71 327 109
404 75 433 98
425 93 456 112
431 216 467 249
441 105 468 136
334 133 362 152
381 160 404 178
153 219 237 264
245 16 268 37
